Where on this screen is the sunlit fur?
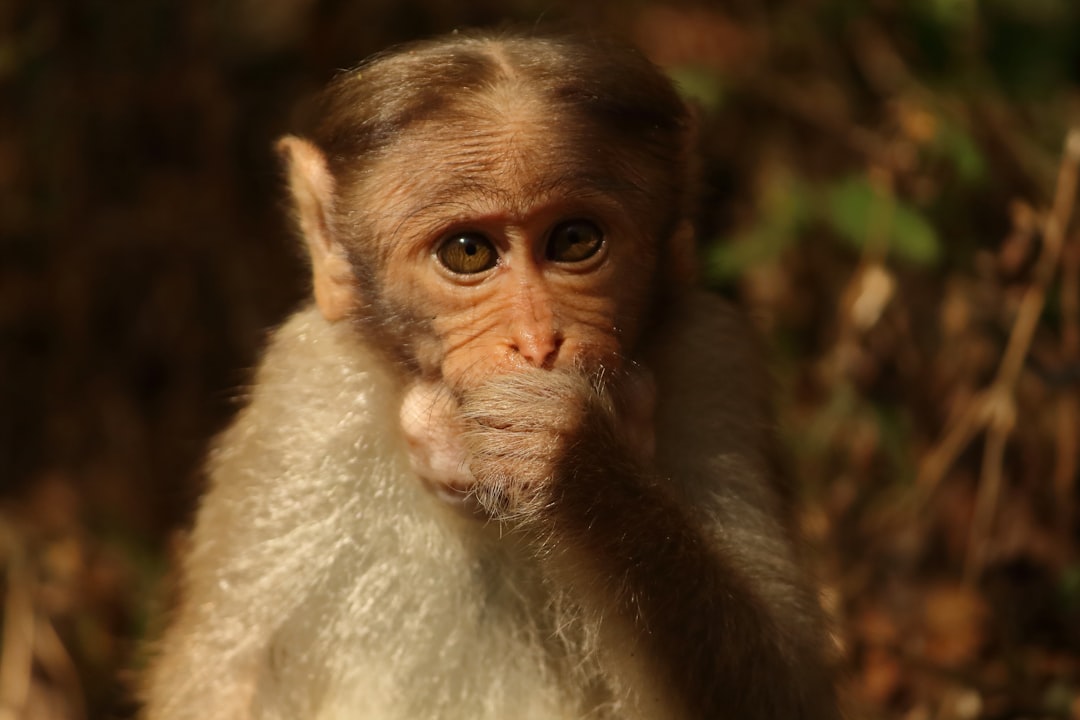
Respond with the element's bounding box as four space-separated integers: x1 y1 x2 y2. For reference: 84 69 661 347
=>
144 308 607 719
143 293 833 719
142 31 840 720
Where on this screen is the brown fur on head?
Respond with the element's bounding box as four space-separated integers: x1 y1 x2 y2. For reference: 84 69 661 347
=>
279 32 695 392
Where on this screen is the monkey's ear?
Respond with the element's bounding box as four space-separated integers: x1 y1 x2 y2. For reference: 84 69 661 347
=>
276 135 358 322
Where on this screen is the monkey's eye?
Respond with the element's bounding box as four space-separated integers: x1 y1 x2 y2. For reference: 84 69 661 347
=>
546 220 604 263
436 233 498 275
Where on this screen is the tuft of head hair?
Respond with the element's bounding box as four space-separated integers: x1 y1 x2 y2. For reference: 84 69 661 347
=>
311 30 694 235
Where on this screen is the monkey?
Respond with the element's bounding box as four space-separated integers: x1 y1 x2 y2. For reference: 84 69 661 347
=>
141 30 842 720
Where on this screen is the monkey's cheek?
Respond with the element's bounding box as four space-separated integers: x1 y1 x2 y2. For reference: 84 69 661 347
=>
401 429 481 503
399 380 476 488
405 442 473 488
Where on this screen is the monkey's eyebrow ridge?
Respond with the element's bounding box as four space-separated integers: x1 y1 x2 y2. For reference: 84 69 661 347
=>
388 168 635 228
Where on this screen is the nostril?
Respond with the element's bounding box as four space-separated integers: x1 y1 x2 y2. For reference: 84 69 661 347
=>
548 336 564 363
539 336 564 369
511 333 562 368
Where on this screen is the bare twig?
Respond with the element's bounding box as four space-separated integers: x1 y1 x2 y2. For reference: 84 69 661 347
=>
0 517 33 720
910 129 1080 578
970 129 1080 576
1054 233 1080 540
34 618 86 720
964 394 1013 580
997 134 1080 387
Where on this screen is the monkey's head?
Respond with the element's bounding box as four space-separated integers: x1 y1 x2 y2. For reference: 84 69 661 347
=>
279 31 694 392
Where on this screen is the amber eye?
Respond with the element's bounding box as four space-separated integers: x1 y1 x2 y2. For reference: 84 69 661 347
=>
436 233 498 275
546 220 604 263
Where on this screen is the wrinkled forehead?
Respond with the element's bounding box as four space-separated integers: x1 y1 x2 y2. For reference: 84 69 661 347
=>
357 101 654 223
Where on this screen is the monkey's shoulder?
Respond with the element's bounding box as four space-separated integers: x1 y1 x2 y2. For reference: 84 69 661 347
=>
203 305 406 503
256 305 395 398
649 291 771 417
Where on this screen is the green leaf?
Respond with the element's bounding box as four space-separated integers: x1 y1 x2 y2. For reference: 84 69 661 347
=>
934 121 987 184
709 227 789 279
920 0 976 28
824 176 942 265
706 175 810 279
667 66 724 111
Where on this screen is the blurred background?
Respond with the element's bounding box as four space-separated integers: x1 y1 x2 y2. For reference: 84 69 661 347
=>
1 1 1079 718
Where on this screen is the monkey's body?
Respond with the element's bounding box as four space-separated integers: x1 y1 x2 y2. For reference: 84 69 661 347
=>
155 307 582 719
147 295 820 720
143 31 840 720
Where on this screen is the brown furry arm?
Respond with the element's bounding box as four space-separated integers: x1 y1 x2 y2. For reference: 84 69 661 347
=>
461 370 841 719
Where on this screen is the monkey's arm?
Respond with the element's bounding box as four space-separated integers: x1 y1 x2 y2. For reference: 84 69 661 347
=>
461 294 840 720
552 451 838 719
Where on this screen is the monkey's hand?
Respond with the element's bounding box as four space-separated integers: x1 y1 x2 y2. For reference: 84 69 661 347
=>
459 370 590 518
459 368 655 519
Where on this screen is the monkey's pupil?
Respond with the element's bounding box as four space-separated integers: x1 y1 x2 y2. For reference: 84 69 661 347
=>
437 234 497 274
548 220 603 263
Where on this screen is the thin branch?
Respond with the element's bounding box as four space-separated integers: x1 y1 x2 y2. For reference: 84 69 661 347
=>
1054 232 1080 538
911 128 1080 578
964 396 1012 580
966 128 1080 577
998 132 1080 387
0 520 33 720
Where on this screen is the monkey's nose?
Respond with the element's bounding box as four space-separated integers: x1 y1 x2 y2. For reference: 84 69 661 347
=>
511 331 562 368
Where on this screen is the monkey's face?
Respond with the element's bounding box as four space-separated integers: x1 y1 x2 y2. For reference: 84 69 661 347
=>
356 112 660 393
280 85 674 506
